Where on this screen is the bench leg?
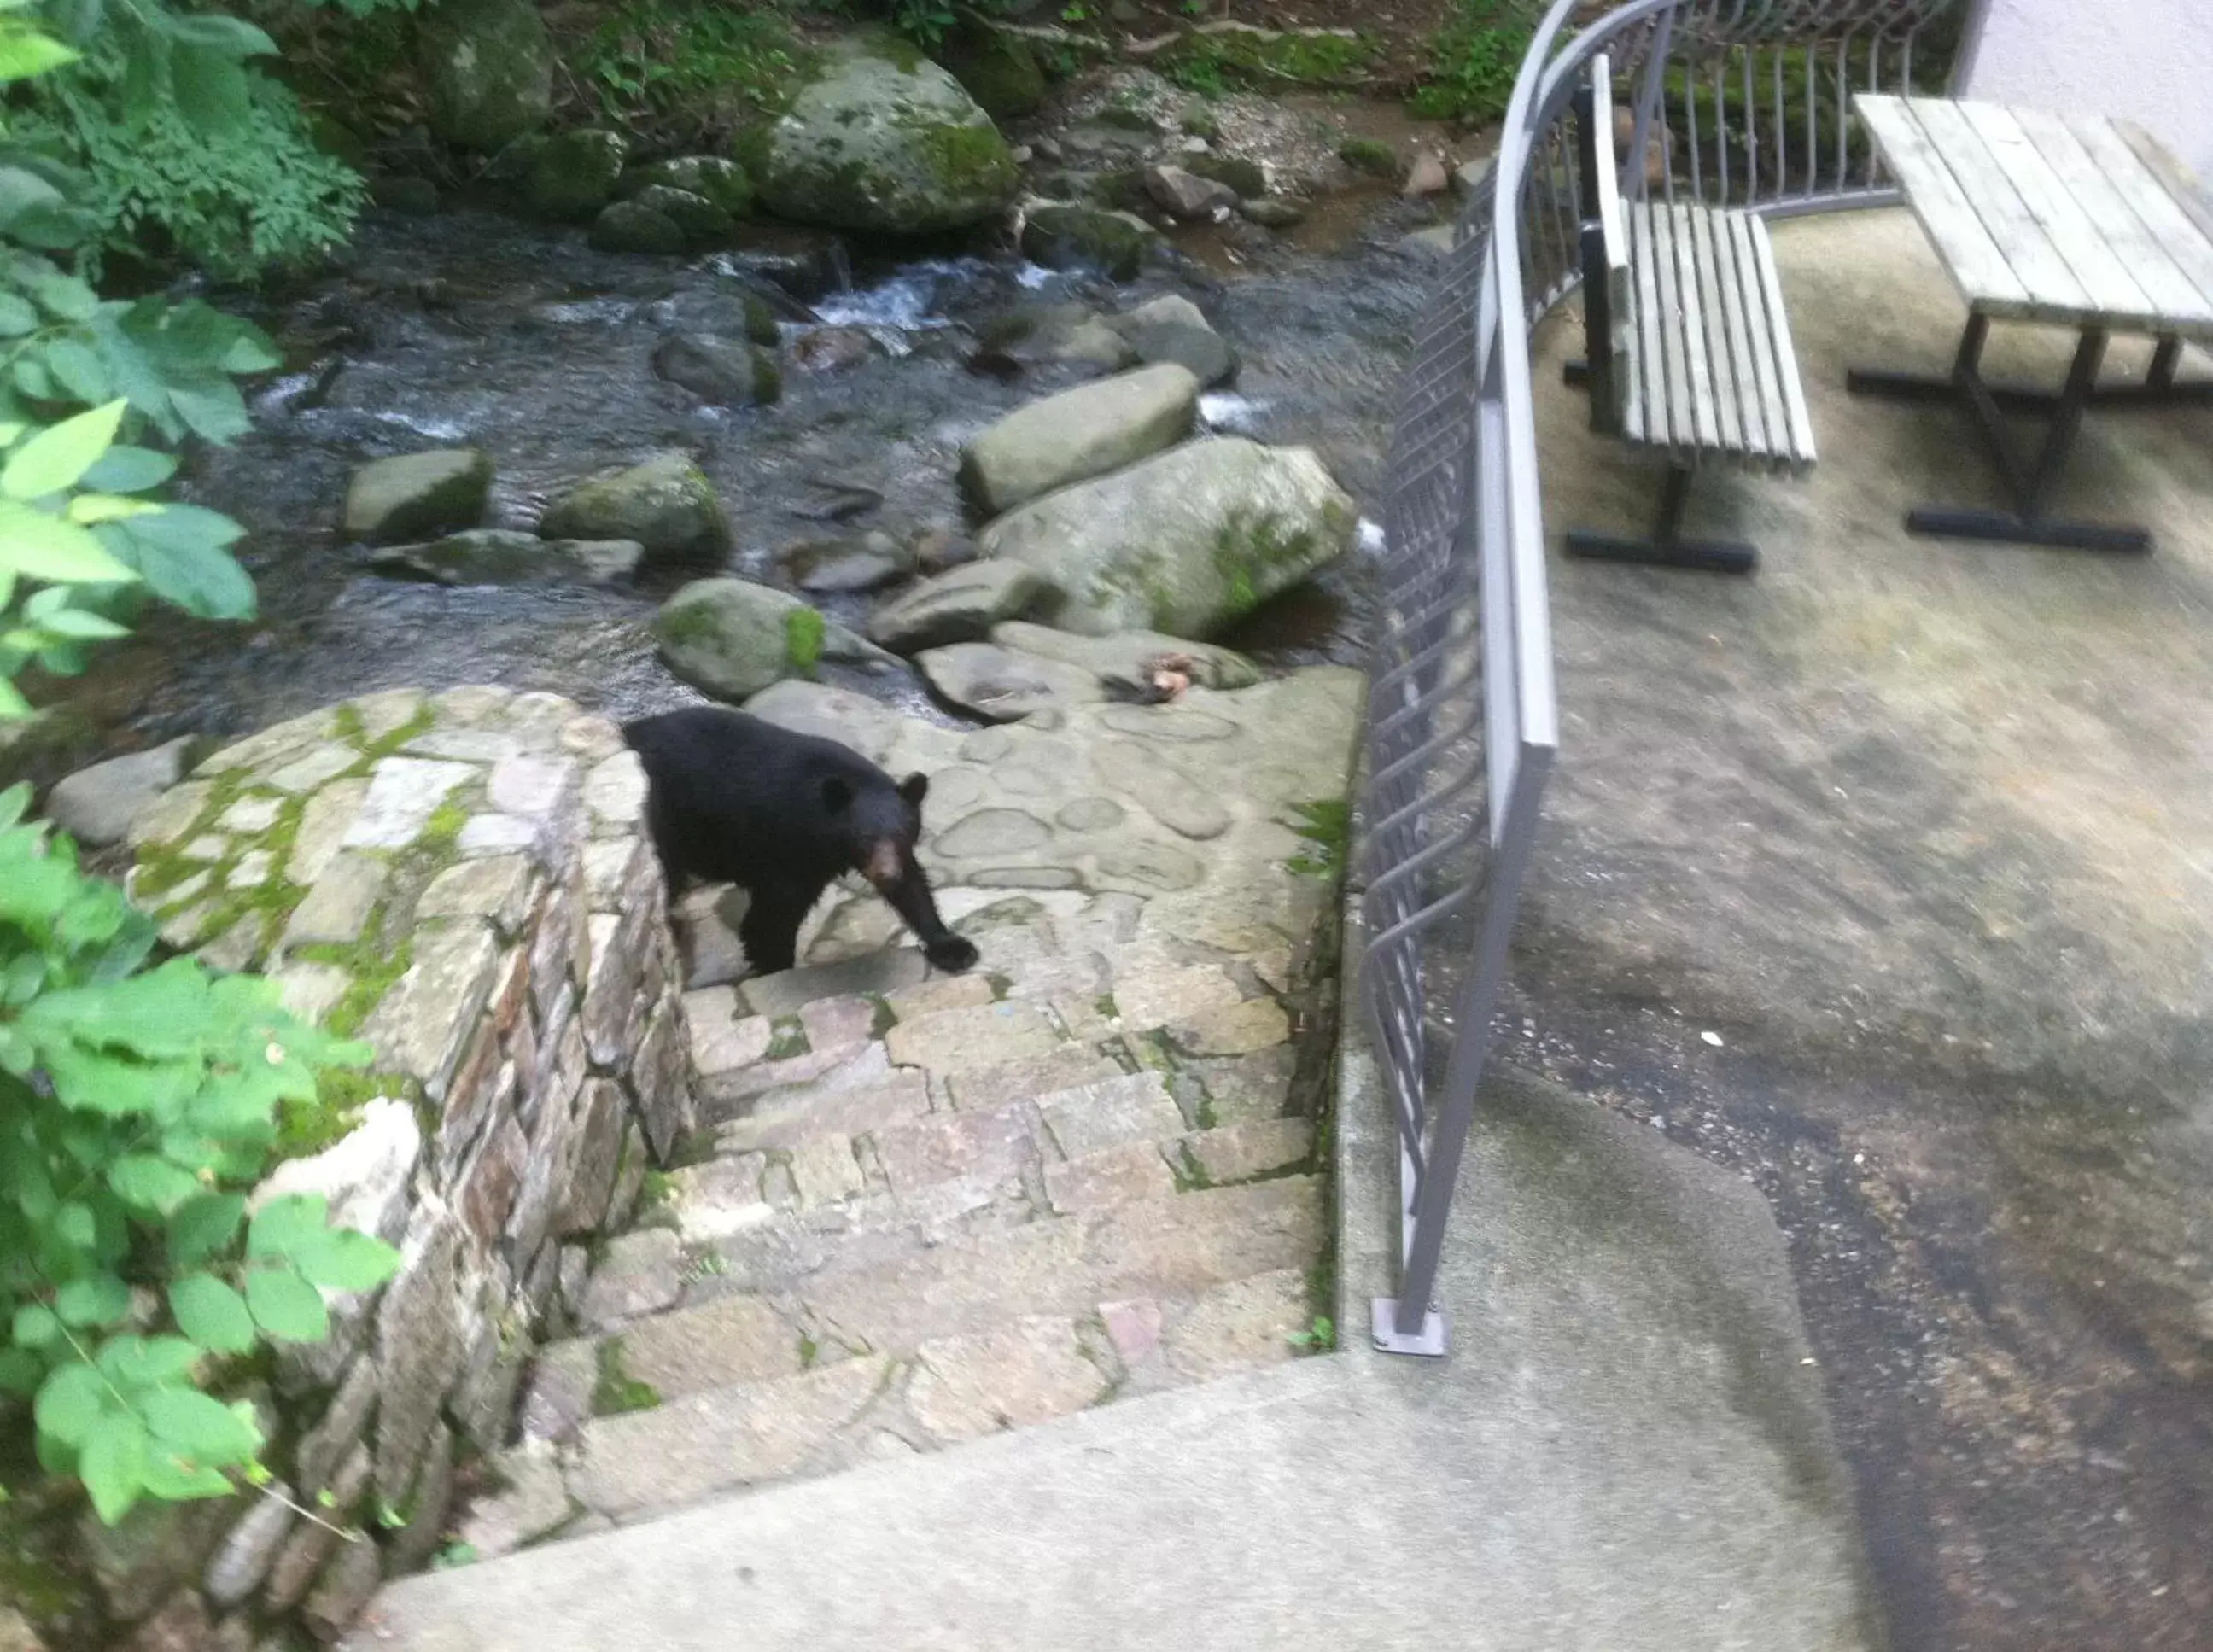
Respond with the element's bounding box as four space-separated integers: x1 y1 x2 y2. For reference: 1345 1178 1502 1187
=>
1565 465 1759 575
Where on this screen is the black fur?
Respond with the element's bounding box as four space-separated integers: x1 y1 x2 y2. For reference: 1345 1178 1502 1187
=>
622 706 979 978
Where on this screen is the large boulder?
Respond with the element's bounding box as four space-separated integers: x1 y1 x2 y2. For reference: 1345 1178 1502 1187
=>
630 185 737 247
418 0 554 152
654 579 882 702
651 336 781 408
526 130 628 222
747 34 1020 236
1106 295 1239 388
538 453 731 567
866 561 1058 654
959 363 1200 517
587 198 686 255
1019 205 1159 280
978 435 1355 638
45 738 194 847
343 449 492 546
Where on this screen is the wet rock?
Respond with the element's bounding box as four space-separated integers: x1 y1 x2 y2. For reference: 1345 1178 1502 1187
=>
301 1532 381 1641
910 527 978 572
539 452 731 568
651 335 780 408
867 561 1058 654
719 223 850 302
526 129 628 221
372 175 441 215
45 738 192 847
655 579 881 703
1105 295 1238 388
753 33 1019 235
1187 154 1267 198
203 1488 295 1608
1338 136 1399 178
118 1590 210 1652
343 448 492 546
81 1497 231 1621
587 198 685 255
418 0 553 152
629 184 737 248
975 303 1136 375
990 621 1261 696
1144 164 1238 220
918 642 1106 722
371 529 643 587
1021 204 1159 281
1404 149 1451 197
959 362 1200 517
619 155 754 219
785 532 909 593
980 435 1356 638
790 326 881 374
941 13 1047 120
1401 225 1458 259
1239 196 1305 229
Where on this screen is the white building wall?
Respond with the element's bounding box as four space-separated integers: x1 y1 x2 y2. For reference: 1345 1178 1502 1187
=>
1962 0 2213 181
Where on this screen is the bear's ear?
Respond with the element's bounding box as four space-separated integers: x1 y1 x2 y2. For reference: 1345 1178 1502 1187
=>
820 776 855 814
898 772 929 808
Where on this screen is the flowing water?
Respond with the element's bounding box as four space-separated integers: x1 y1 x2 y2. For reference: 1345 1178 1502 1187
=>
70 192 1440 759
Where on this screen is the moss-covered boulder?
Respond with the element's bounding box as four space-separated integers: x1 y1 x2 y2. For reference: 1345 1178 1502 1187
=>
747 33 1019 236
654 579 881 703
977 435 1356 639
630 185 737 248
588 199 686 255
343 449 493 546
619 155 755 219
1019 205 1159 281
418 0 554 152
538 453 730 568
942 15 1048 120
527 130 629 222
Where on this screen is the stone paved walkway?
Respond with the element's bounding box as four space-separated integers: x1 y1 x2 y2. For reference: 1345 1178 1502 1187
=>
478 667 1364 1543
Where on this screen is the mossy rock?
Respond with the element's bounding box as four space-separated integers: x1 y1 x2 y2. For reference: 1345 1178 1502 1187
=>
418 0 555 152
527 129 629 222
589 199 687 255
620 155 755 219
343 449 493 546
539 452 730 568
654 579 873 703
1338 137 1400 178
1187 154 1266 198
1019 205 1159 282
754 32 1019 235
630 184 738 248
942 15 1048 121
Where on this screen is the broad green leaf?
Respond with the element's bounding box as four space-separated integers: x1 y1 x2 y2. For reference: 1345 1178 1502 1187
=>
32 1359 105 1446
1 398 124 497
108 505 253 619
53 1200 95 1248
11 1301 60 1349
166 382 249 446
290 1229 400 1293
0 293 37 336
53 1271 130 1327
168 47 250 136
141 1446 233 1500
244 1264 327 1343
155 14 276 57
219 327 281 375
0 25 77 84
142 1385 260 1462
79 445 174 493
106 1153 202 1213
166 1192 244 1267
0 501 134 583
0 163 61 227
8 201 97 253
0 1347 38 1394
169 1273 254 1353
248 1194 329 1259
100 1334 198 1386
26 272 95 324
24 958 210 1057
36 1041 196 1118
21 601 126 639
80 1409 148 1523
67 494 158 525
42 337 109 406
11 355 52 402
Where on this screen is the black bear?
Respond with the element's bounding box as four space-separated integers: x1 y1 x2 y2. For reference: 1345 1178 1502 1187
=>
622 706 979 978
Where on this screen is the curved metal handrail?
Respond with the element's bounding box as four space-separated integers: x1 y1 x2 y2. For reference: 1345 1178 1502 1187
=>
1363 0 1973 1353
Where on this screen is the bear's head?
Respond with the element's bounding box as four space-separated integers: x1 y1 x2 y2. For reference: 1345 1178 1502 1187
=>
821 770 930 889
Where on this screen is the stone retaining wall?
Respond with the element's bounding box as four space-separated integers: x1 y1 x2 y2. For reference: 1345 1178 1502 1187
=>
88 686 693 1649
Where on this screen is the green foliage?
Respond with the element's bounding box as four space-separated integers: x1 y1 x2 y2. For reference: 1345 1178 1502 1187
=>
0 787 400 1525
1287 1313 1333 1351
1159 27 1381 96
1407 0 1540 124
9 43 364 282
1284 797 1349 882
570 0 799 148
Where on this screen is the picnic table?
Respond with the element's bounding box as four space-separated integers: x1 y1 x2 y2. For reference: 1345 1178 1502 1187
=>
1848 94 2213 553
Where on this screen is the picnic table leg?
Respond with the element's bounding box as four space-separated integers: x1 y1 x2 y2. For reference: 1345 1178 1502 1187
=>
1848 324 2213 411
1902 324 2152 554
1565 464 1759 574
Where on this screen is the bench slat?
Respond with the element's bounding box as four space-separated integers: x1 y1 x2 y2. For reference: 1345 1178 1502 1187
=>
2077 116 2213 319
1670 204 1723 453
1745 212 1817 468
1629 201 1673 448
1646 205 1696 454
1726 210 1792 470
1691 204 1749 456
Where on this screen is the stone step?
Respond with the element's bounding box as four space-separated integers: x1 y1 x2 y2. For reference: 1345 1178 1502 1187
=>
522 1177 1323 1436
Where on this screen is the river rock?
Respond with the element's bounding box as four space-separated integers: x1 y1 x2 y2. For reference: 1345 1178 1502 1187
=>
630 184 737 248
373 175 441 215
1021 205 1159 281
750 33 1019 235
1187 155 1267 198
45 738 193 847
587 198 686 255
526 129 628 221
620 155 754 218
866 561 1058 654
1239 197 1306 229
958 362 1199 517
974 304 1136 376
655 579 881 702
943 14 1046 120
539 453 731 567
1404 150 1451 197
917 643 1106 722
652 336 780 407
1106 295 1238 388
785 532 908 593
418 0 553 152
988 622 1261 696
1144 164 1237 220
790 326 880 373
979 435 1355 638
370 529 643 587
343 449 492 545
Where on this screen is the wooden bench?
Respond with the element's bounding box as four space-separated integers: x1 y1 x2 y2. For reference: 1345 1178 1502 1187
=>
1565 54 1816 575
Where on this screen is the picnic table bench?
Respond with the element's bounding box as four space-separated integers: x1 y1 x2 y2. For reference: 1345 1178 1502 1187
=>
1562 53 1816 575
1848 94 2213 553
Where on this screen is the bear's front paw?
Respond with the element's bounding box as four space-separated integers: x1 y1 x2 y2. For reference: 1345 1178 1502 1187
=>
925 934 980 973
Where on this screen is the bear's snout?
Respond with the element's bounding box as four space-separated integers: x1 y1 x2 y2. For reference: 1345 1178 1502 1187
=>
862 838 908 890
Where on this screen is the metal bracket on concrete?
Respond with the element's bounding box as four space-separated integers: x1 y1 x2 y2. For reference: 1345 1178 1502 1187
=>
1372 1299 1448 1357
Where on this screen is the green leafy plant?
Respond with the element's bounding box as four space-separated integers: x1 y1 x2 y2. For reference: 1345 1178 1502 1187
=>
1408 0 1541 124
1288 1314 1333 1351
570 0 798 147
1284 797 1350 882
0 785 400 1524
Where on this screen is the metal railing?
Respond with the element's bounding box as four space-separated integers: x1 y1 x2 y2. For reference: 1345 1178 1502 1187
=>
1363 0 1972 1355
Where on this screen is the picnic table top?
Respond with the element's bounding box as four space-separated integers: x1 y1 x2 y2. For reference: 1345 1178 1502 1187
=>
1855 93 2213 341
